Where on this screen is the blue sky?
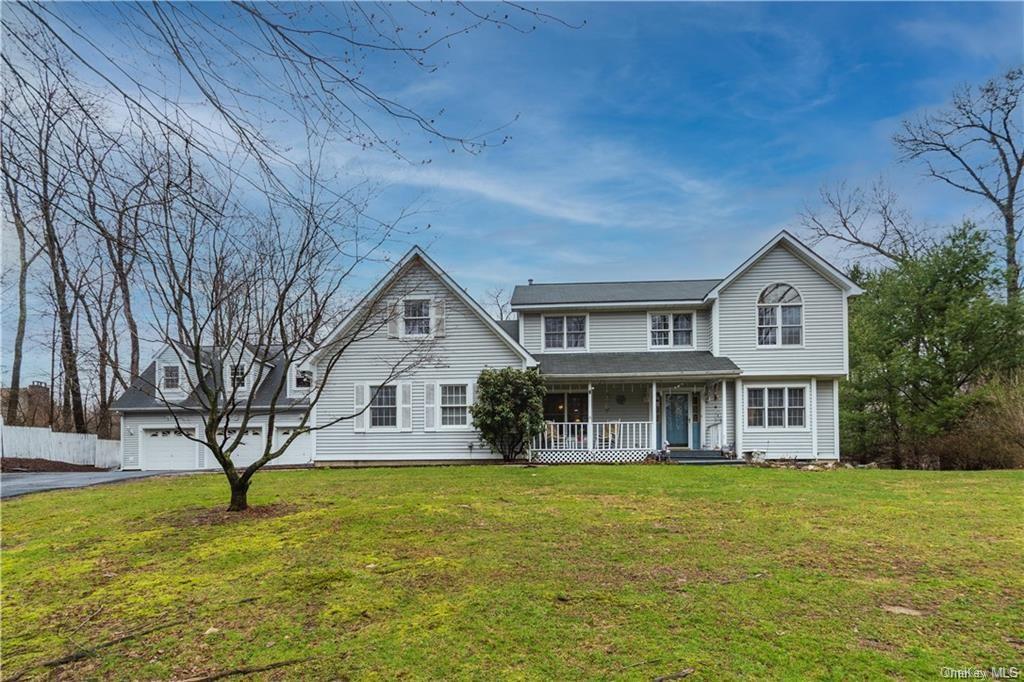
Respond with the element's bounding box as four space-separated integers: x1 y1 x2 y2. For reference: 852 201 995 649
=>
4 2 1022 384
336 1 1022 296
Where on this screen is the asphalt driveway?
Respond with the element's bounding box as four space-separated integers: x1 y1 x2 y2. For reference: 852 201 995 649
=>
1 471 173 499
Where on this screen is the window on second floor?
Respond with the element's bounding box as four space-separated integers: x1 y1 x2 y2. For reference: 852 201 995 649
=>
543 315 586 350
230 364 247 390
649 312 694 348
162 365 181 391
289 367 313 397
757 283 803 346
403 299 431 336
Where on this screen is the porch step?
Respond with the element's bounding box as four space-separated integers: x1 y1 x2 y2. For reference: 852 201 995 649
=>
666 450 745 466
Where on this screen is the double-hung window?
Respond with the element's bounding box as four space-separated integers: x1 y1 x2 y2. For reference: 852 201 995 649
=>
230 364 247 390
403 299 431 336
757 283 803 346
440 384 469 427
544 315 586 350
369 385 397 428
746 386 806 429
650 312 694 348
162 365 180 391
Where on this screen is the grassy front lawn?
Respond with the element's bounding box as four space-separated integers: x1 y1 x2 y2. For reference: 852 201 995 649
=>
2 466 1022 680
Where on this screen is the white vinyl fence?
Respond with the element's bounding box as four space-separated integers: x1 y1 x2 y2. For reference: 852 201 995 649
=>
1 425 120 469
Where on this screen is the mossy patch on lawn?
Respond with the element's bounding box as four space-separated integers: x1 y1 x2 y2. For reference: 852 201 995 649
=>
2 466 1022 680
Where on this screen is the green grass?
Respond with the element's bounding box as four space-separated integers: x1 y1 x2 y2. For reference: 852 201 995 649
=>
2 466 1022 680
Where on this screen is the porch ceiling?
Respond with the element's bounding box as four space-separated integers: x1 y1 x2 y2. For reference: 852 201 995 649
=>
534 351 740 380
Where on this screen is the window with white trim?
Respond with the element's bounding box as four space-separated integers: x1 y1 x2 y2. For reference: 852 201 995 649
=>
440 384 468 426
293 369 313 390
544 315 586 350
747 386 805 428
230 364 247 389
403 299 431 336
650 312 694 348
162 365 181 391
369 385 397 428
757 283 802 346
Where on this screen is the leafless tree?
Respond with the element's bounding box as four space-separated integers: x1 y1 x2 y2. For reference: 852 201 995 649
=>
1 53 91 432
485 287 513 320
135 146 440 511
2 2 575 478
800 180 931 266
1 128 44 425
894 67 1024 302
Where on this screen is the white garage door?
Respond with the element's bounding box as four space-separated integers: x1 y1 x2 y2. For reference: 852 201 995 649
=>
273 426 312 465
221 427 265 469
141 428 197 470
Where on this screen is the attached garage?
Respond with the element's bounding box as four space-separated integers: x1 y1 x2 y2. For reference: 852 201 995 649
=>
220 427 266 469
140 427 198 470
272 426 313 465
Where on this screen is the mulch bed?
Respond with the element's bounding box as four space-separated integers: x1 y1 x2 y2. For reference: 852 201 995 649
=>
1 457 106 473
159 502 299 528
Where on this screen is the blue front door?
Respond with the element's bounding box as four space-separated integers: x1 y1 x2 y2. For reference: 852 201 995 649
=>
665 394 689 447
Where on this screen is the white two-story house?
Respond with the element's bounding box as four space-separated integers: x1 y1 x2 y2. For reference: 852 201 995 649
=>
114 230 861 469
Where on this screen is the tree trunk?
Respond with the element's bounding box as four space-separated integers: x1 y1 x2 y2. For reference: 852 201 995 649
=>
228 479 250 512
5 232 30 425
1005 211 1020 303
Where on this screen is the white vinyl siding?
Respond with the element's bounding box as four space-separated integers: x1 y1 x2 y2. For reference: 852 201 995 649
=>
717 243 845 375
816 379 837 459
315 261 520 461
521 309 712 353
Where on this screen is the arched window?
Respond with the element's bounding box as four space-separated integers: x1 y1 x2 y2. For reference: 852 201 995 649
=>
757 284 802 346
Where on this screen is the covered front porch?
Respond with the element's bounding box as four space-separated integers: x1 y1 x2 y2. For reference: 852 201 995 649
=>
530 378 735 464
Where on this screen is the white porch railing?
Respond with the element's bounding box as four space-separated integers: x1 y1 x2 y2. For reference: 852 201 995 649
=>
531 421 652 453
705 421 722 450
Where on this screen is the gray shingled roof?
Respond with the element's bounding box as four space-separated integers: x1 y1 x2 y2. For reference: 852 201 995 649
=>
112 348 308 412
511 279 721 306
534 351 739 377
496 319 519 342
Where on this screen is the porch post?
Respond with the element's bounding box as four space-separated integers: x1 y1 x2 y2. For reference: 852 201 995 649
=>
735 378 743 457
721 379 728 451
587 382 594 452
649 381 658 451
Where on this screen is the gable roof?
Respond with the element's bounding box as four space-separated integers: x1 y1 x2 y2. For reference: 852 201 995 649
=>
511 279 720 308
313 246 536 365
706 230 863 299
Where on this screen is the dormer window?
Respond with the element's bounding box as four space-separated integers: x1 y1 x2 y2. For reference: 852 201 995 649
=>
230 364 247 390
757 284 802 346
403 299 431 336
162 365 181 391
294 369 313 390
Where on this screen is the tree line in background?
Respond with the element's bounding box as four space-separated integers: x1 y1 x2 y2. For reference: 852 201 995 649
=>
1 2 561 439
803 68 1023 469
